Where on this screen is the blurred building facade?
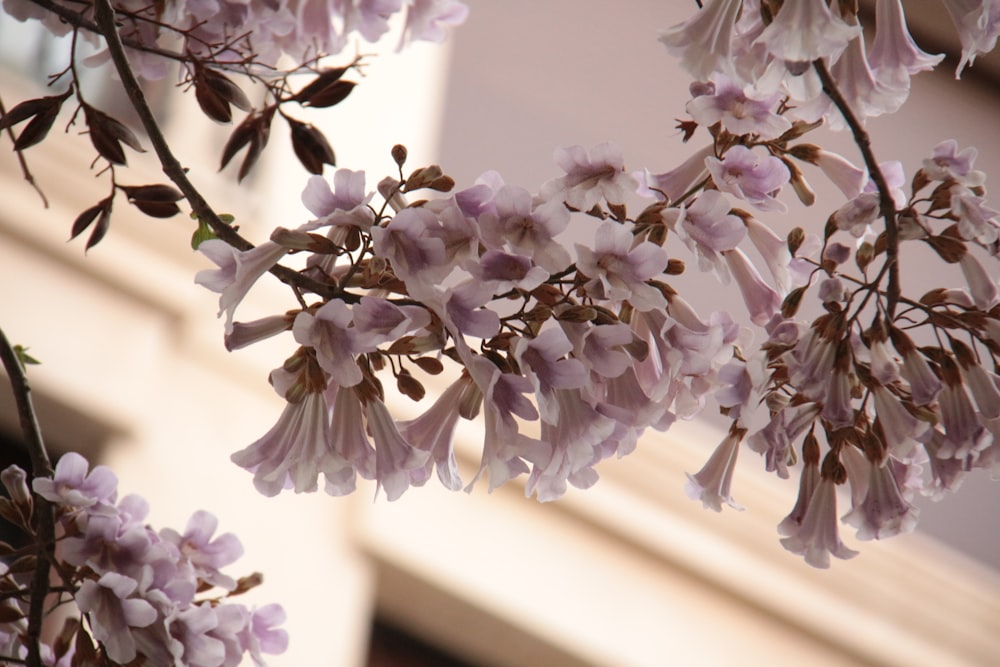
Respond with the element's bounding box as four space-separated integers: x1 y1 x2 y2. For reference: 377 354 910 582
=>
2 2 1000 666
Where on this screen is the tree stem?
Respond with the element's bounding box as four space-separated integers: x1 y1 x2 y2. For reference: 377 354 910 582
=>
813 59 901 318
0 328 53 667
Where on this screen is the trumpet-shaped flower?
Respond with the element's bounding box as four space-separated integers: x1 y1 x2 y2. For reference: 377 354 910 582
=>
780 478 859 568
658 0 743 80
685 428 746 511
575 220 668 311
707 145 790 212
754 0 861 67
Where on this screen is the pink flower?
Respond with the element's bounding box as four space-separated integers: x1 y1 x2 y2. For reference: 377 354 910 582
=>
195 240 287 334
665 190 745 275
686 77 791 140
706 145 790 212
843 459 919 540
724 248 781 326
778 437 821 536
685 428 746 511
940 0 1000 76
243 604 289 667
575 220 668 311
294 303 362 387
637 145 713 203
159 511 244 591
365 398 431 501
301 169 375 230
923 140 986 187
481 185 571 272
401 0 469 45
33 451 117 508
542 142 638 211
512 328 588 423
658 0 743 80
780 478 859 568
754 0 861 67
76 572 158 664
230 391 349 497
398 376 476 490
959 252 1000 310
527 388 616 502
869 0 944 91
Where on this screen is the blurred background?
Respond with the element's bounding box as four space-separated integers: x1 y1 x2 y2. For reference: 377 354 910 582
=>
2 1 999 665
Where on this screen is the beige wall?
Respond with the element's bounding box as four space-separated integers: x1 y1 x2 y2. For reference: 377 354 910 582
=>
2 3 1000 666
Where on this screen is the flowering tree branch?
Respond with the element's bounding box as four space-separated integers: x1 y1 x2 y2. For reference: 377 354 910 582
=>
813 58 902 318
0 327 53 667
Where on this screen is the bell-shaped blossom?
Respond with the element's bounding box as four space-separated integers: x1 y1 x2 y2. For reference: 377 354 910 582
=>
809 148 868 199
822 368 855 429
921 428 968 499
324 383 375 495
467 249 548 293
950 186 1000 247
365 397 431 501
724 248 781 326
637 145 714 203
869 0 944 91
513 328 588 424
778 437 822 536
658 0 743 80
159 511 244 591
959 252 1000 310
957 355 1000 420
371 207 449 290
231 390 345 497
401 0 469 45
443 279 501 340
745 217 798 293
872 385 927 459
686 77 791 139
940 0 1000 76
780 477 859 568
243 604 290 667
294 303 362 387
937 371 991 459
832 191 881 237
195 240 288 334
923 140 986 187
225 314 294 352
301 169 375 230
748 402 821 479
599 366 677 434
33 451 117 509
685 428 746 511
352 296 432 348
665 190 746 276
843 458 919 540
480 185 571 272
575 220 668 311
76 572 158 664
754 0 861 67
706 146 790 212
541 142 638 211
527 388 616 502
399 376 475 490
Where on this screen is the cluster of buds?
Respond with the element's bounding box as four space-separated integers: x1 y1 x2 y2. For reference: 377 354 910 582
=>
0 455 286 665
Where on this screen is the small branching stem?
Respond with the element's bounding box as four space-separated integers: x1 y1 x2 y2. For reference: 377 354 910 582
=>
0 327 54 667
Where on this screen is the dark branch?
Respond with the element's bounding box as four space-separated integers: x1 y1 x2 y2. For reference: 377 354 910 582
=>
89 0 341 300
813 58 901 318
0 328 54 667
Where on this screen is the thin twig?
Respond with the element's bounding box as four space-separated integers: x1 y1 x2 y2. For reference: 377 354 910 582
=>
89 0 341 300
0 94 51 208
813 59 901 318
0 328 54 667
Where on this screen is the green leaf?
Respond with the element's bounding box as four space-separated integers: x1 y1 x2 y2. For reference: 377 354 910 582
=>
191 219 218 250
13 344 40 369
